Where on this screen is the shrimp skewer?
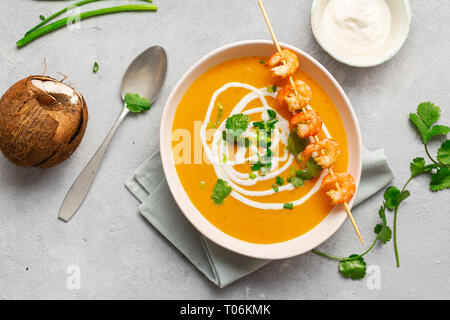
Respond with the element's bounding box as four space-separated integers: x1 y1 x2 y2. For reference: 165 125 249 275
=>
257 0 363 244
289 109 323 138
303 138 341 168
267 49 299 79
278 79 312 113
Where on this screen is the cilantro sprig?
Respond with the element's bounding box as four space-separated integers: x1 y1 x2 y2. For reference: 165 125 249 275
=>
124 92 151 113
225 113 250 139
286 131 308 159
313 204 392 280
312 102 449 279
211 179 232 205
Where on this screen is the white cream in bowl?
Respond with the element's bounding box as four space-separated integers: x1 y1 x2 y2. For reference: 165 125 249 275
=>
311 0 411 67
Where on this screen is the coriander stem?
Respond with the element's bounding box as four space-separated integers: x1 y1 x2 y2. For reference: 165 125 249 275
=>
311 250 344 261
393 205 400 267
312 234 380 262
393 176 413 268
424 144 440 165
17 4 157 48
358 234 380 258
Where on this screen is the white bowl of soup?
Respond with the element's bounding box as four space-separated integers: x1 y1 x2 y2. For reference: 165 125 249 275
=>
160 40 362 259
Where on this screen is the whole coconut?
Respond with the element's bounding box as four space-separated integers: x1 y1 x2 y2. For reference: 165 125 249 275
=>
0 76 88 168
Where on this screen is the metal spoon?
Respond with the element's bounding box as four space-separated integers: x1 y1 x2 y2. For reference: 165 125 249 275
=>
58 46 167 222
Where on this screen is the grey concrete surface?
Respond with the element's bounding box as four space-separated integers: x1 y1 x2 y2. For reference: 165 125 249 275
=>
0 0 449 300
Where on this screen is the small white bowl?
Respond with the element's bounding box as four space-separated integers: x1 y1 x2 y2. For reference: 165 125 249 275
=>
311 0 411 67
160 40 362 259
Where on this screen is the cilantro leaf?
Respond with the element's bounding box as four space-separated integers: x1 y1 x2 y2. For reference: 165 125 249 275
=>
286 131 308 157
437 140 450 165
267 109 277 120
378 203 387 225
430 167 450 191
409 102 445 143
410 157 425 178
124 92 151 113
295 158 322 180
211 179 232 205
384 186 410 210
428 125 450 140
417 102 440 128
339 255 366 280
306 158 323 177
409 113 430 144
384 187 399 210
374 224 392 244
410 157 438 178
373 204 392 244
225 114 249 138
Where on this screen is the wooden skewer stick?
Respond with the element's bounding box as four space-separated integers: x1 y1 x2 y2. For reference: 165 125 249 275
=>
257 0 364 245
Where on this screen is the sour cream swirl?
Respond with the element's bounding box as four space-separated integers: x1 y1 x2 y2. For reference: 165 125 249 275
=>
201 83 332 210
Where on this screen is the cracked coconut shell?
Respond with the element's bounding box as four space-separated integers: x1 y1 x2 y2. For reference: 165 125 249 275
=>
0 76 88 168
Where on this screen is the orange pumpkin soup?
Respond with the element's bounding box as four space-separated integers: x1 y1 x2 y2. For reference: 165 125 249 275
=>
171 56 348 244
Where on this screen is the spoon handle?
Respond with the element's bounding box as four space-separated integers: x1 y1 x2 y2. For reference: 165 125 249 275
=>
58 106 129 222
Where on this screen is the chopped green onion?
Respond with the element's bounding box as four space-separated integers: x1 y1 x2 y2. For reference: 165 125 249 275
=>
245 137 251 148
296 170 314 180
283 203 294 210
251 164 261 171
249 173 257 180
276 176 284 186
289 166 296 177
260 166 271 176
267 109 277 119
266 85 277 93
199 181 206 189
93 61 99 73
272 184 279 192
291 177 304 188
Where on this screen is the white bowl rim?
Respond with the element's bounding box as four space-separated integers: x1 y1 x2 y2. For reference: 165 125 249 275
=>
159 39 363 259
310 0 412 68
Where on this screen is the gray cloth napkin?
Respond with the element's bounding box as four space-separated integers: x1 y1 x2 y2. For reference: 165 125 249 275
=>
125 148 393 288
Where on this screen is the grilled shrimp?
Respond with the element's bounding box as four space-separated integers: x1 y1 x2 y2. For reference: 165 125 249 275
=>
277 80 312 113
302 138 340 168
267 49 299 79
321 172 356 204
290 109 323 138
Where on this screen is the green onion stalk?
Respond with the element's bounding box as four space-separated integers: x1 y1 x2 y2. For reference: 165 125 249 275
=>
25 0 153 35
17 4 157 48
